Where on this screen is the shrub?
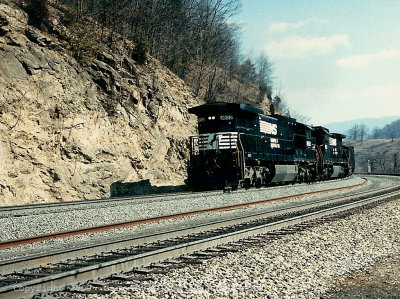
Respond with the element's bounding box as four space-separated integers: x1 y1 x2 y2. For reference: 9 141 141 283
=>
23 0 49 27
131 32 148 64
67 22 99 63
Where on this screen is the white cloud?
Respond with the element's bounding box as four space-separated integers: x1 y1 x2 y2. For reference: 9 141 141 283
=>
285 85 400 124
264 34 350 59
336 54 373 69
362 84 400 98
268 21 306 33
377 49 400 59
337 49 400 69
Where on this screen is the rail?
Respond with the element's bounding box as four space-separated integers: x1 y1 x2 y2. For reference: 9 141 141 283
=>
0 178 368 249
0 183 399 298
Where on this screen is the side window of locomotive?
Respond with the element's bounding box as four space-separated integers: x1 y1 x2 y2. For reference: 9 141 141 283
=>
236 117 254 132
329 137 337 146
197 116 208 134
306 131 311 140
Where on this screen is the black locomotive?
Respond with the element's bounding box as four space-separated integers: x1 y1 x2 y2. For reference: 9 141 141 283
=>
187 102 355 190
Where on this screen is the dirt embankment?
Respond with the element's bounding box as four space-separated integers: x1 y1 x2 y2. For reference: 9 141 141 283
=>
345 139 400 173
329 255 400 298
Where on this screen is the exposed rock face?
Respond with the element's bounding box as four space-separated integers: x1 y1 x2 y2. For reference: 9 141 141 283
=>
0 2 200 205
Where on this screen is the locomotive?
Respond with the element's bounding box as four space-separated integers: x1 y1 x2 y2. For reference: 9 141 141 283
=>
187 102 355 190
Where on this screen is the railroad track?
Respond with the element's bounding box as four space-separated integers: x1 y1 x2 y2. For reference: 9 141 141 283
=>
0 178 368 249
355 172 400 176
0 189 212 219
1 181 400 298
0 177 365 219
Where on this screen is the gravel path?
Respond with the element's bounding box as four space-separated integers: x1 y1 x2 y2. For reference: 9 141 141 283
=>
62 196 400 299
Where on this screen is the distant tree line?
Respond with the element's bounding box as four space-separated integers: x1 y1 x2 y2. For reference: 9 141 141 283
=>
21 0 274 108
373 119 400 141
347 118 399 142
347 124 369 142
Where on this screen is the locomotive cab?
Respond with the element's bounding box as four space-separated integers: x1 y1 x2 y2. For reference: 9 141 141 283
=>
189 102 263 134
187 103 261 189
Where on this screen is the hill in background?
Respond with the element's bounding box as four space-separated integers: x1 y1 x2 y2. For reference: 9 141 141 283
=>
345 139 400 174
324 116 400 135
376 118 400 140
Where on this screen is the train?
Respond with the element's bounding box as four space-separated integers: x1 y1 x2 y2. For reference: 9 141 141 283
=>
187 102 355 190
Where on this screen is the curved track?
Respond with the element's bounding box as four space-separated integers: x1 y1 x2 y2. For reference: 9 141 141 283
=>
0 178 367 250
0 176 400 298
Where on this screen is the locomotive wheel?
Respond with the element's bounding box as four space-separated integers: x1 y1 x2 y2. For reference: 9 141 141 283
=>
255 178 262 188
243 178 251 189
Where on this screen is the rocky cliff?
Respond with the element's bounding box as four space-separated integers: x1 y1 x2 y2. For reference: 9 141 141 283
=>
0 1 200 205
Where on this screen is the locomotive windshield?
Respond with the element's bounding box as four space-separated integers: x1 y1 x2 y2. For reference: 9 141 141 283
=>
197 114 235 134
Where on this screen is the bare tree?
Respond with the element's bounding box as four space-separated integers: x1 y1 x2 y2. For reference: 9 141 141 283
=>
56 0 277 108
348 124 360 140
393 153 398 173
291 111 311 124
386 127 395 142
358 124 368 143
370 127 380 139
255 53 273 105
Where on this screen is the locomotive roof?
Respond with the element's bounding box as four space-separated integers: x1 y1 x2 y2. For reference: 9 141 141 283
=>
188 102 264 116
312 126 330 133
259 114 278 123
331 132 346 139
296 122 313 130
270 114 297 123
313 126 347 139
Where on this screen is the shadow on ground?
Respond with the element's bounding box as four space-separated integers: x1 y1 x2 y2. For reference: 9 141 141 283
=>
110 179 189 197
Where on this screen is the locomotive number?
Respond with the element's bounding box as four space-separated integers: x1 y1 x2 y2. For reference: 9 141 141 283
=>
220 115 233 120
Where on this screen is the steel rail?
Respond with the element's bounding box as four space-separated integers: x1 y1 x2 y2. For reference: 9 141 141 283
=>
355 173 400 177
0 189 218 218
0 177 361 218
1 180 395 275
0 178 368 250
1 188 399 298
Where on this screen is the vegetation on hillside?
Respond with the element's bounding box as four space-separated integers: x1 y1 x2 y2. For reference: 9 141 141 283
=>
347 118 400 142
375 119 400 141
346 139 399 174
19 0 280 113
346 118 399 174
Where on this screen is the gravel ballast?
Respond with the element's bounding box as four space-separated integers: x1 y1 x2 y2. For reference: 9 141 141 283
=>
66 196 400 299
0 176 368 241
0 175 398 262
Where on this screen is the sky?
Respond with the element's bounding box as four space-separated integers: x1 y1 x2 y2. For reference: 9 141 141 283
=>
232 0 400 125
